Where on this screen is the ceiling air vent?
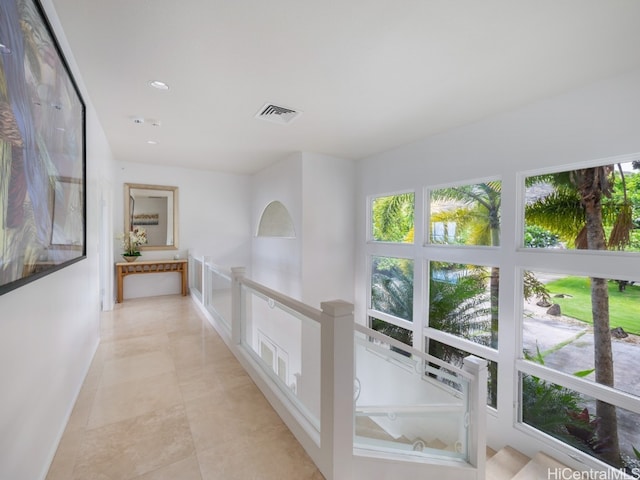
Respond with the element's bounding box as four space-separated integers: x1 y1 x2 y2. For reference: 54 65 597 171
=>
255 103 302 125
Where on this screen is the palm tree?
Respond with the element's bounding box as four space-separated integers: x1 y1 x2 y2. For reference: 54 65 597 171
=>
371 260 413 323
525 165 630 467
369 193 415 349
429 263 491 347
370 259 413 351
429 182 501 406
371 193 415 243
568 167 620 467
430 182 501 348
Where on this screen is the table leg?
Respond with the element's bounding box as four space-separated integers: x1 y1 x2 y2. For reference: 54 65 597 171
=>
117 266 123 303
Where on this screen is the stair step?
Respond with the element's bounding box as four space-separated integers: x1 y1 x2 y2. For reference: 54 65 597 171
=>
511 452 574 480
355 416 398 442
486 446 530 480
486 446 497 459
427 438 448 450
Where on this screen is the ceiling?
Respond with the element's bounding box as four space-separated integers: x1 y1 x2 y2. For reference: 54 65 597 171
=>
51 0 640 175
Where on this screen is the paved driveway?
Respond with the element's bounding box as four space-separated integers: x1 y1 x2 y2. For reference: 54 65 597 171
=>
522 308 640 457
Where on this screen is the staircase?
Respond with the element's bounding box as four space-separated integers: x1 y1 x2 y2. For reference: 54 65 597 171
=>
357 416 579 479
486 446 576 480
355 415 458 454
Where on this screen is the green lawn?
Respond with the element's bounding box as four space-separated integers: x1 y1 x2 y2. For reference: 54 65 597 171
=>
544 276 640 336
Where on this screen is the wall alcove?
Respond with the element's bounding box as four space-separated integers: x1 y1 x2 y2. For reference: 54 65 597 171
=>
257 201 296 238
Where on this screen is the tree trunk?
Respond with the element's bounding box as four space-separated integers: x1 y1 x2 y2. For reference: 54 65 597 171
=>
579 168 621 467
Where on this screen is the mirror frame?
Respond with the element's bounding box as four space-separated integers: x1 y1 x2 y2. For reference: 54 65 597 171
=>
124 183 179 251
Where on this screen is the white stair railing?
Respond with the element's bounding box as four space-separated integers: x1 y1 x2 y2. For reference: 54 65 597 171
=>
353 323 487 479
188 256 487 480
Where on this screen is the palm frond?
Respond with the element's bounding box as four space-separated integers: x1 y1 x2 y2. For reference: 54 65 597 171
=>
525 190 585 240
523 271 551 303
371 262 414 321
429 267 491 345
373 193 414 241
608 202 633 250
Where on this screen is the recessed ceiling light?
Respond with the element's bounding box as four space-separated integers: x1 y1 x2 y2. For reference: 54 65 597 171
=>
149 80 169 90
147 140 158 145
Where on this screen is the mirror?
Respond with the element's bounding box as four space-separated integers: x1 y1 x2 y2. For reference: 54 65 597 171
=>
124 183 178 250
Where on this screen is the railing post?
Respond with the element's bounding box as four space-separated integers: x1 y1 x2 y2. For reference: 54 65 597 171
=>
199 256 207 305
187 251 202 301
203 256 213 308
463 355 488 480
187 253 194 290
320 300 354 480
230 267 246 346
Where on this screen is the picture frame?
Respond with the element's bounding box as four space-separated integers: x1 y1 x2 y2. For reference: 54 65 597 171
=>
0 0 86 295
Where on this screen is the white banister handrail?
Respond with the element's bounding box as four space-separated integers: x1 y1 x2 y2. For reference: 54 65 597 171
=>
354 323 474 381
191 263 485 480
203 260 231 280
239 276 323 323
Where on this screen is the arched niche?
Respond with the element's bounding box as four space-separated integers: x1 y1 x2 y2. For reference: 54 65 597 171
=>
257 201 296 238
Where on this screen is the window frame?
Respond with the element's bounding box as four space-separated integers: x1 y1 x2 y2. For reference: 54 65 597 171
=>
367 190 416 245
425 176 503 249
514 156 640 469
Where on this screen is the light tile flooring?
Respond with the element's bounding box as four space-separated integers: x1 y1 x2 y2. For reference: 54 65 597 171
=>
46 295 324 480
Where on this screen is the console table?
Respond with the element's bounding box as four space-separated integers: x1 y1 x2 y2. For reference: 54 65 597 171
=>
116 259 188 303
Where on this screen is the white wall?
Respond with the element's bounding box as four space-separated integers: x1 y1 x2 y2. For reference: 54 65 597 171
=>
0 1 115 478
301 152 356 307
251 153 304 298
355 67 640 460
250 152 356 307
115 161 251 300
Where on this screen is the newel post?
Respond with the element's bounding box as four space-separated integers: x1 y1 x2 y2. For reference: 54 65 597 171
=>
230 267 246 345
463 355 488 480
320 300 354 480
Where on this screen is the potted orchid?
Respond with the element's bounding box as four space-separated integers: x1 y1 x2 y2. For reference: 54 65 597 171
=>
119 227 147 261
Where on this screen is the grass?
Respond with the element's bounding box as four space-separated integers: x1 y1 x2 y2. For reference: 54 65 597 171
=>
544 276 640 335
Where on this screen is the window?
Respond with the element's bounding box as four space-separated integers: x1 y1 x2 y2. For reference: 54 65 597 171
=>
524 161 640 252
523 271 639 397
429 181 501 246
370 256 414 322
364 155 640 474
371 317 413 348
428 338 498 408
429 261 498 349
520 375 640 472
369 255 414 347
518 158 640 473
371 192 415 243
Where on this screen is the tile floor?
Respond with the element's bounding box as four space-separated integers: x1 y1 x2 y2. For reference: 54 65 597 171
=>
46 295 324 480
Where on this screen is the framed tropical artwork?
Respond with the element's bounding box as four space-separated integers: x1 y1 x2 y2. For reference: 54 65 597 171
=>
0 0 86 295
